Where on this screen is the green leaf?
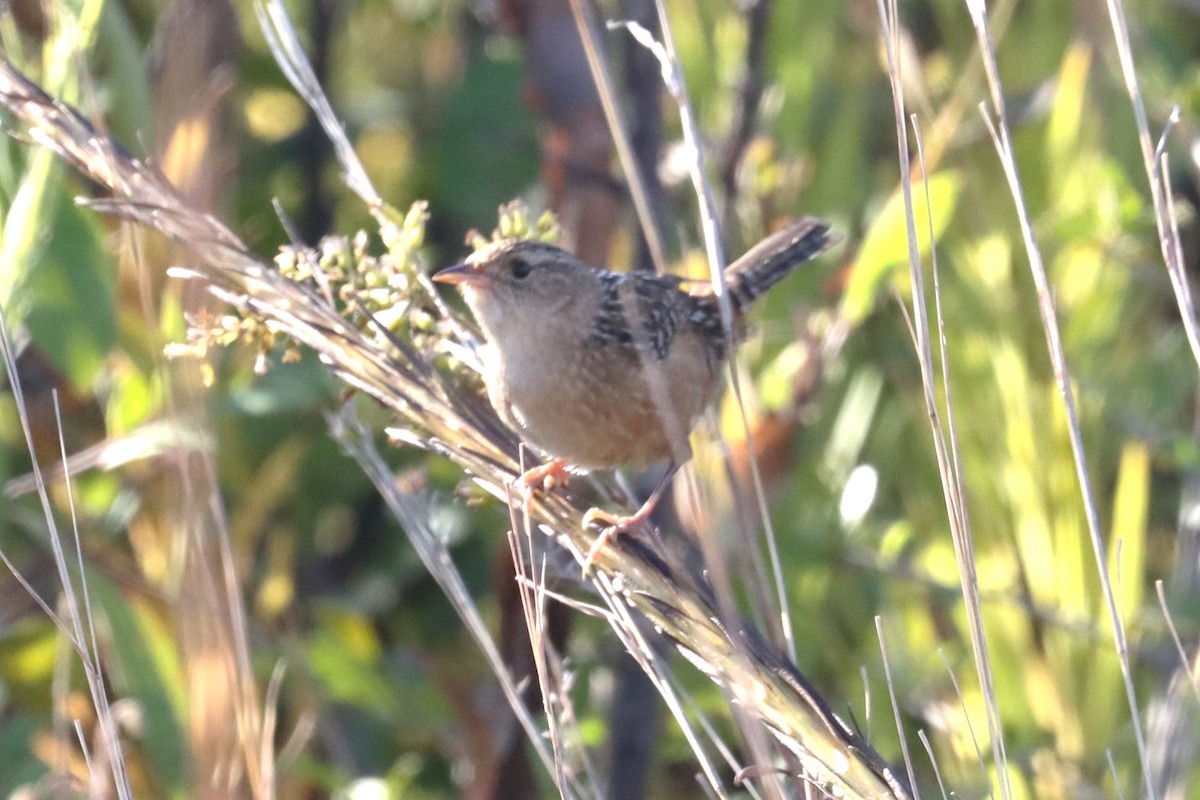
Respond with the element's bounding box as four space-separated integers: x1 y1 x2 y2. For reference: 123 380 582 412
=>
0 713 45 796
0 146 63 317
307 608 399 715
1108 442 1149 618
91 576 186 792
840 170 962 325
22 191 116 390
97 2 156 147
1046 42 1092 171
0 619 58 703
225 356 339 416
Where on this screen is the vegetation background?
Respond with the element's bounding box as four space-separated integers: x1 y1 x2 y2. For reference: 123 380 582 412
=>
0 0 1198 798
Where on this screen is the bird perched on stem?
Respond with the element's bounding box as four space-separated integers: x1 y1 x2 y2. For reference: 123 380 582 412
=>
434 218 837 567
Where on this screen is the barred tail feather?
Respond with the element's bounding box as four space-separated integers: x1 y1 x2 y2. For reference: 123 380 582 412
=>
724 217 837 312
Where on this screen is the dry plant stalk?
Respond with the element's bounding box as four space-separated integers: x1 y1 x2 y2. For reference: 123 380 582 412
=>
873 1 1009 797
0 57 912 800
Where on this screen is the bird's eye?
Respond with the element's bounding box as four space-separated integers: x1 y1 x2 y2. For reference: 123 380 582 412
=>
511 258 532 280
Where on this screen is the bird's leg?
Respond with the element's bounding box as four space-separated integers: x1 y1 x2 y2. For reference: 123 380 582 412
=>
517 457 571 514
581 462 679 573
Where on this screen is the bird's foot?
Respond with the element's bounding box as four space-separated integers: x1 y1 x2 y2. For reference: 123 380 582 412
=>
516 458 571 514
580 505 655 576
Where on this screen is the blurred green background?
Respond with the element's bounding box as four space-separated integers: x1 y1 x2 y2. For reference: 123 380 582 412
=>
1 0 1199 798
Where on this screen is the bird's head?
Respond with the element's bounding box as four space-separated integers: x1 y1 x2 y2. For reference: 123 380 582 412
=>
433 239 600 343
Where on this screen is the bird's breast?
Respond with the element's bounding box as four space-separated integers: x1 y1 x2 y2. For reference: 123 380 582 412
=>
491 327 722 470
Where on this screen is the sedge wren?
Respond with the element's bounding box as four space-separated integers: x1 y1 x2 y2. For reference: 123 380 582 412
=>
434 218 836 556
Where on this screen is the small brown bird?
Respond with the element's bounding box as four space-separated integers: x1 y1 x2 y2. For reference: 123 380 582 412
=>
434 218 836 555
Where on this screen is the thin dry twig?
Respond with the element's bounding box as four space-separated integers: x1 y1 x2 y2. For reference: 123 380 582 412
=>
1101 0 1199 368
330 408 560 782
916 730 949 800
616 3 797 669
506 500 602 799
1106 749 1128 800
875 1 1010 796
0 313 133 799
936 649 994 799
565 0 668 274
1154 580 1200 706
964 0 1156 795
876 618 920 799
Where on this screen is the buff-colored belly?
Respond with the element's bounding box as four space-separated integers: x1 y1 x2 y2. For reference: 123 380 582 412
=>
494 335 720 469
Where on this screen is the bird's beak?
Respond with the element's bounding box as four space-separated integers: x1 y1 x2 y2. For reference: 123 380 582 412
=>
432 263 486 286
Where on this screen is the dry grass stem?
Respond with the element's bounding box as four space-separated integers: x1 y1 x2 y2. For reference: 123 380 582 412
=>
565 0 668 273
965 0 1157 794
619 1 797 668
1101 0 1200 367
876 0 1011 796
0 312 133 798
875 618 919 798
